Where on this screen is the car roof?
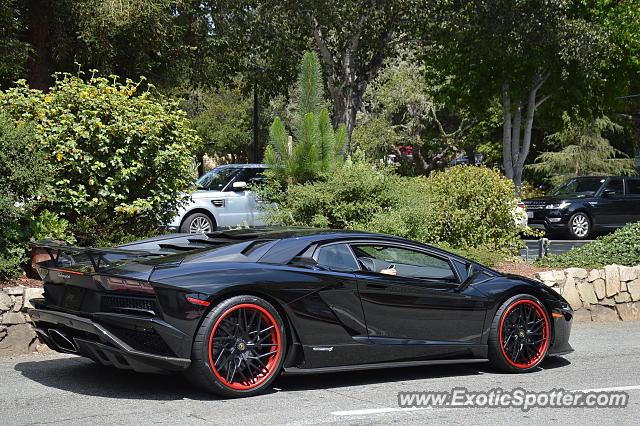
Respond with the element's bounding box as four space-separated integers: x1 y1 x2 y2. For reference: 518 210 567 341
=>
213 163 269 169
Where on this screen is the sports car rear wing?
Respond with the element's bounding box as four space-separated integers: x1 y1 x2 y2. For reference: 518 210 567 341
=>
29 240 157 277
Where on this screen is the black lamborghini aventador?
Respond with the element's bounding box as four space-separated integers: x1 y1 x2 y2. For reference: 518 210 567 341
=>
28 228 574 397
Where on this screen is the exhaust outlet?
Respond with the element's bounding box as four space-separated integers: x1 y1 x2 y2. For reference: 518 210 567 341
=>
48 329 78 353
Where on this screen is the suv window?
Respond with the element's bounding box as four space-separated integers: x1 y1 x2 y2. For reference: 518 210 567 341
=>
236 168 266 185
316 244 359 271
626 178 640 195
195 167 240 191
351 245 456 282
603 178 624 195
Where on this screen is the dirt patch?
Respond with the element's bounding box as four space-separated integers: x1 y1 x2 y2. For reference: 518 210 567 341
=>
494 262 568 280
0 277 43 289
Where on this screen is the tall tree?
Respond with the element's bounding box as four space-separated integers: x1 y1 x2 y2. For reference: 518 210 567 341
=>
206 0 430 152
426 0 613 193
529 115 636 186
265 52 346 185
0 1 30 88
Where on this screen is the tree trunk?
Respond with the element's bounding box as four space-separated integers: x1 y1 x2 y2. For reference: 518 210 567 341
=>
501 73 550 195
502 84 514 180
26 0 54 90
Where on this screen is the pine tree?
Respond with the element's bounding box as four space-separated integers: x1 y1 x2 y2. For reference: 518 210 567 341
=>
529 115 636 187
264 51 346 185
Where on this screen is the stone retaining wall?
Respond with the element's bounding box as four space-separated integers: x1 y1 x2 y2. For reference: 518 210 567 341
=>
0 286 47 356
535 265 640 322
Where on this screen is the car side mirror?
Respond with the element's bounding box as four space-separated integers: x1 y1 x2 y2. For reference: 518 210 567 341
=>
601 189 614 197
232 181 247 190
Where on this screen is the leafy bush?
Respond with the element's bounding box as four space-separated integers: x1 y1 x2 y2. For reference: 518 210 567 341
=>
0 72 200 230
264 157 402 228
266 162 520 257
434 243 512 267
536 223 640 268
0 113 70 279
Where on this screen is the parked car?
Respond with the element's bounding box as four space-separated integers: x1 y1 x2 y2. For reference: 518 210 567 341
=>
29 228 573 397
523 176 640 239
168 164 268 233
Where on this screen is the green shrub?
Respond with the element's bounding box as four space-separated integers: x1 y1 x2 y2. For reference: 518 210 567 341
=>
0 72 200 229
264 158 402 228
434 243 511 267
536 223 640 268
266 162 520 256
0 113 66 279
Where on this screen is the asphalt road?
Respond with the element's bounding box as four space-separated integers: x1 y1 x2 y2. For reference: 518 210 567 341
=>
0 321 638 425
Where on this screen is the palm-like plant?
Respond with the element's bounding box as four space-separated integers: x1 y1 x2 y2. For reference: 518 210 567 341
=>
264 52 346 185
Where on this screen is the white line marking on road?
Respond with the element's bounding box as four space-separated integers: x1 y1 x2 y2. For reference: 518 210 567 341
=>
332 407 432 416
330 385 640 417
575 385 640 393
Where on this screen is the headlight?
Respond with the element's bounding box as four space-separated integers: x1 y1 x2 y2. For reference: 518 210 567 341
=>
545 201 570 210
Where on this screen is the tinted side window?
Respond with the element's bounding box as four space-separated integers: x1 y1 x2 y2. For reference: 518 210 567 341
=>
236 168 265 183
626 179 640 195
603 179 624 195
351 245 456 282
316 244 359 271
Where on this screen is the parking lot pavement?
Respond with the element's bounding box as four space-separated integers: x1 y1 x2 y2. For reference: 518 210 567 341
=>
0 321 638 425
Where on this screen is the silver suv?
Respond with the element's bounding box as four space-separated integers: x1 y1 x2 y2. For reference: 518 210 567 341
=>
168 164 268 233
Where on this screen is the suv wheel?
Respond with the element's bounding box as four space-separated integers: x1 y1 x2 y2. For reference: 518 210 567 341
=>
568 212 590 239
181 212 215 233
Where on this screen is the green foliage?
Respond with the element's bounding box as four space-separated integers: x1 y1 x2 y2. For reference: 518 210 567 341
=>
0 1 30 88
0 114 52 279
536 222 640 268
434 243 511 267
528 115 636 187
267 162 520 254
0 72 200 230
266 157 401 228
359 166 521 251
71 216 161 248
187 86 253 162
265 52 345 185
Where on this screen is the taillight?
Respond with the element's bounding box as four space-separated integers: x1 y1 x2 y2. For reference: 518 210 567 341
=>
518 202 525 209
102 277 155 294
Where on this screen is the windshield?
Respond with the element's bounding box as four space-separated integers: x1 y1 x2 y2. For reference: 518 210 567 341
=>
195 167 239 191
552 178 605 197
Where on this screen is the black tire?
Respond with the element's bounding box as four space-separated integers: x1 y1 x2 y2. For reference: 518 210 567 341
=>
488 294 551 373
567 212 591 239
185 295 287 398
180 212 215 234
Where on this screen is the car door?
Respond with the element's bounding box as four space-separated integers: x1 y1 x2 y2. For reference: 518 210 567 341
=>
591 178 627 228
350 243 486 345
216 169 253 227
234 168 267 226
624 178 640 224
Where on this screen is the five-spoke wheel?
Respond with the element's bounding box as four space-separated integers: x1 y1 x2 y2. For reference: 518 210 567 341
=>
488 295 550 372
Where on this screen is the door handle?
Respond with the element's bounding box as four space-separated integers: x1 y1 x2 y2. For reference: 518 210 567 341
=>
366 283 388 289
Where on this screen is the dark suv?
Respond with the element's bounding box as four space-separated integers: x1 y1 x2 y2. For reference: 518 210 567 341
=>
523 176 640 239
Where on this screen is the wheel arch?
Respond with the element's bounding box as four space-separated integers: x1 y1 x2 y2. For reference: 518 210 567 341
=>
193 288 303 368
180 208 217 230
488 287 556 346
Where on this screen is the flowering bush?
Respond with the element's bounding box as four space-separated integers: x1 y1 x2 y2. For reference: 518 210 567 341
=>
0 72 200 231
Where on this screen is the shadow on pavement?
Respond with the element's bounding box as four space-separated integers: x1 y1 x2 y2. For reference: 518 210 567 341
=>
14 354 571 399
